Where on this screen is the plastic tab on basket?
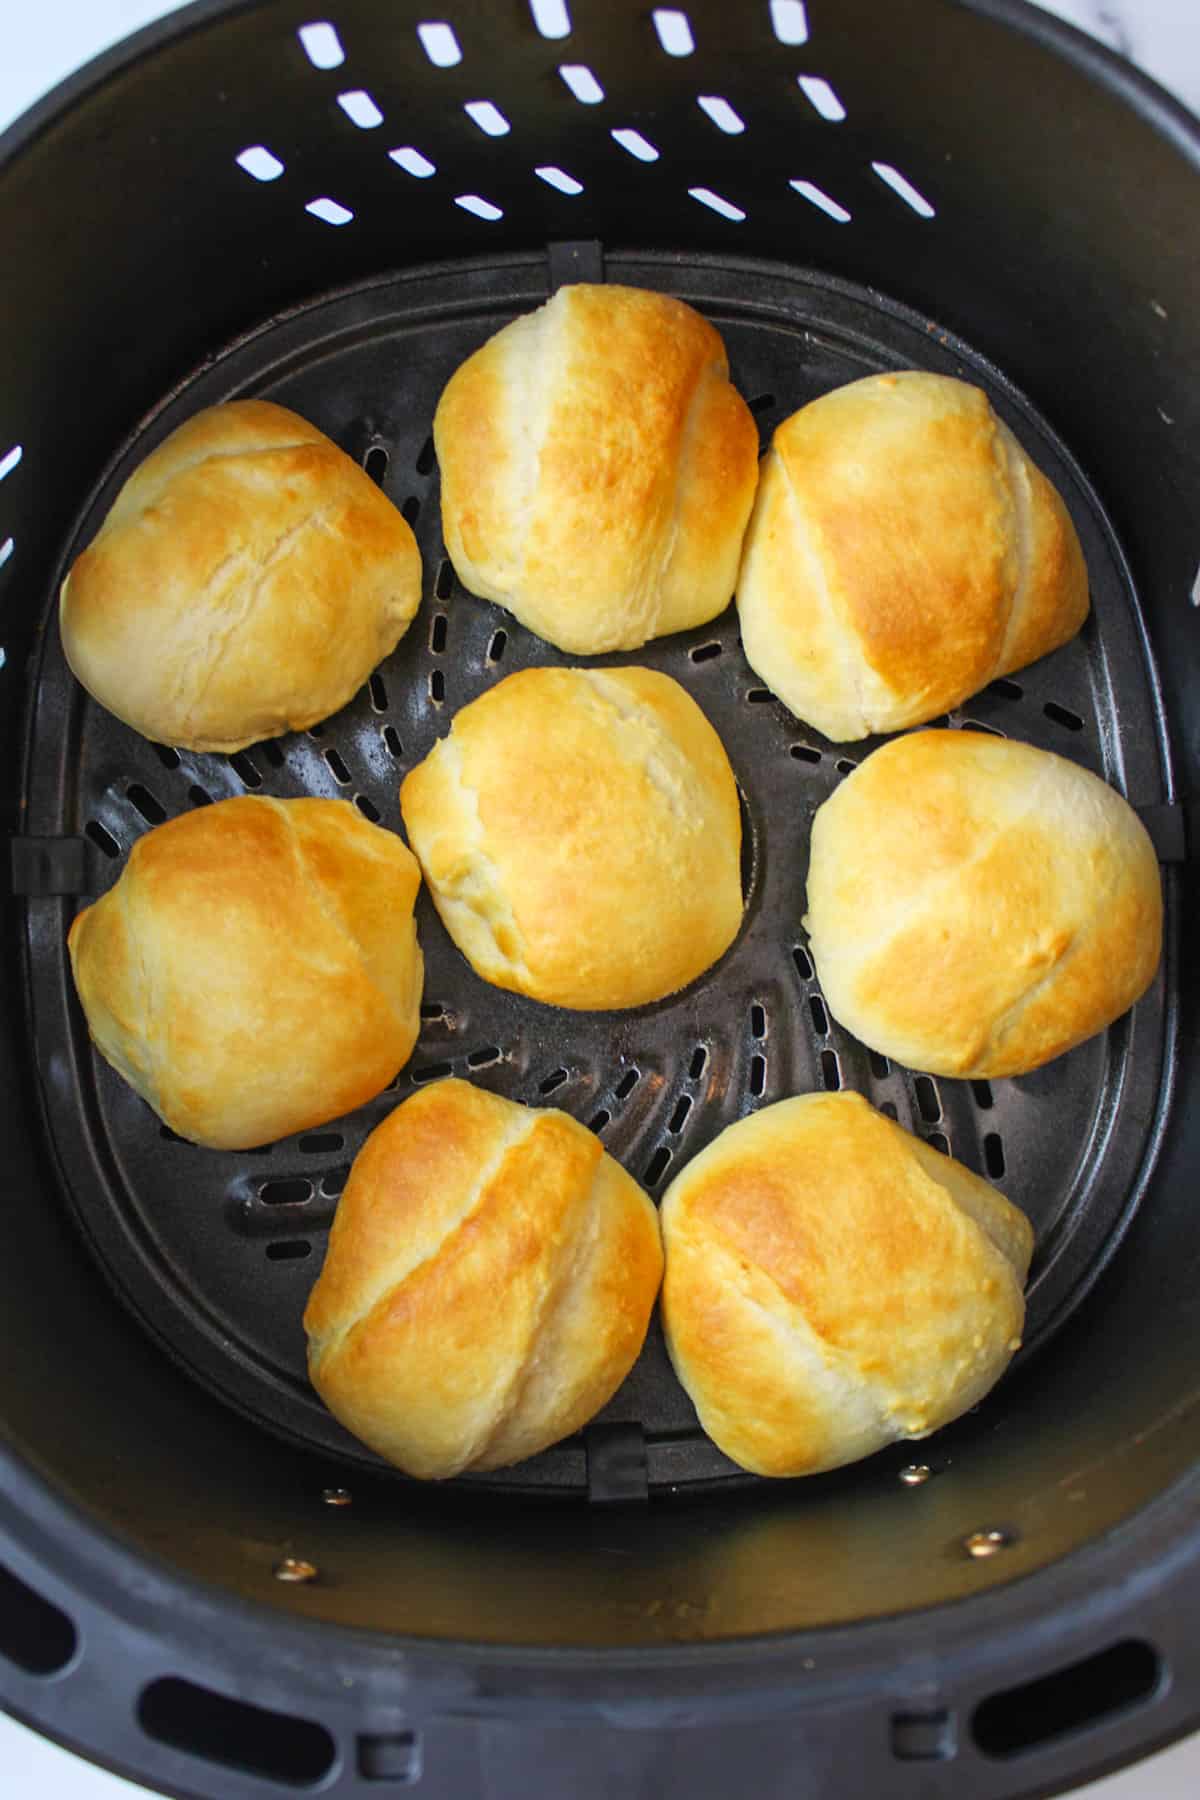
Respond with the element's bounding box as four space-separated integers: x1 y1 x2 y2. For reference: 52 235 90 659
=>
547 239 605 288
585 1422 649 1503
11 836 89 896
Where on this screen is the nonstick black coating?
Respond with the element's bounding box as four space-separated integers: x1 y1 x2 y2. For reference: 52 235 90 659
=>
20 249 1170 1493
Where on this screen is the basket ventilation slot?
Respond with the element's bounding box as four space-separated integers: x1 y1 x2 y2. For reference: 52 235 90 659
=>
139 1677 336 1786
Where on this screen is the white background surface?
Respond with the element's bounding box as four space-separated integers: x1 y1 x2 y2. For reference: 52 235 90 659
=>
2 1 1198 1794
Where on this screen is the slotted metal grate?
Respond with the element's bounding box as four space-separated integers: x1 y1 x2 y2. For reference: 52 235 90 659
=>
18 249 1170 1493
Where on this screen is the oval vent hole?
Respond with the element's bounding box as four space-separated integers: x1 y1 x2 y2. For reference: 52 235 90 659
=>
689 1045 708 1079
364 444 389 485
430 613 448 653
435 559 454 600
972 1641 1161 1759
644 1145 673 1184
230 751 262 789
0 1561 77 1675
540 1067 569 1094
488 629 508 664
85 820 120 859
984 1133 1006 1178
869 1051 890 1079
412 1061 452 1086
127 783 167 825
355 794 381 822
1044 701 1084 732
152 744 180 770
589 1108 611 1133
416 436 436 475
259 1178 313 1206
467 1045 502 1068
749 1054 767 1097
914 1075 941 1122
690 641 721 663
383 725 404 760
972 1079 994 1110
809 994 828 1035
792 945 813 980
266 1240 312 1261
614 1068 640 1100
139 1677 335 1785
669 1094 693 1134
820 1049 840 1090
791 743 822 764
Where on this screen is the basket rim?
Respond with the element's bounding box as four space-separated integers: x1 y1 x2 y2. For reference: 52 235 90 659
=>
1 0 1199 174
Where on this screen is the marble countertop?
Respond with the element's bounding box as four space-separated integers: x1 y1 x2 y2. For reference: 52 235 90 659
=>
1 2 1197 1796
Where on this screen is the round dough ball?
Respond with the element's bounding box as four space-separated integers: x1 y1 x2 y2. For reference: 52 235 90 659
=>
68 796 423 1150
434 283 760 654
60 400 421 752
303 1079 664 1478
399 665 744 1010
804 730 1163 1078
661 1092 1034 1478
736 371 1089 741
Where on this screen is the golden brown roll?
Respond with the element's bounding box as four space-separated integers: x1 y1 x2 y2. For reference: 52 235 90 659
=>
304 1079 663 1478
661 1092 1034 1478
434 283 759 654
736 371 1089 740
400 665 743 1010
804 731 1162 1078
68 796 423 1149
60 399 421 751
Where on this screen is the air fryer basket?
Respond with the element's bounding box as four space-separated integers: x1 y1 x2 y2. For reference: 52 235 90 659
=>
1 2 1198 1796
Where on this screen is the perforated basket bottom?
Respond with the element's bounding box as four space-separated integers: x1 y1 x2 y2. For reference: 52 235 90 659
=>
20 249 1169 1495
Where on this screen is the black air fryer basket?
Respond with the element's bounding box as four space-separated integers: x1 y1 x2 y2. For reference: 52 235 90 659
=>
2 2 1198 1795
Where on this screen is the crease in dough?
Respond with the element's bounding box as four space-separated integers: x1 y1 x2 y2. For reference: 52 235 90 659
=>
311 1104 539 1372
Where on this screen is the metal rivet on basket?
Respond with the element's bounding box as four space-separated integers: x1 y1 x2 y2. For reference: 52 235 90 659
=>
898 1463 931 1487
963 1529 1015 1559
322 1487 353 1508
274 1557 319 1583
